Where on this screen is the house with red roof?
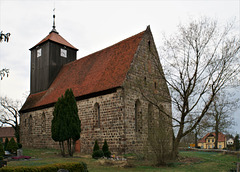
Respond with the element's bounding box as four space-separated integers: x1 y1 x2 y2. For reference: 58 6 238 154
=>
0 127 16 142
198 132 227 149
19 23 172 154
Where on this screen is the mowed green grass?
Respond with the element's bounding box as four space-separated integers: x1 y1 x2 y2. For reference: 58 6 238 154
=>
6 148 239 172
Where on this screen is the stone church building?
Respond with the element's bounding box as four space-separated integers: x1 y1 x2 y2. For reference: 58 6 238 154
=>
20 25 172 154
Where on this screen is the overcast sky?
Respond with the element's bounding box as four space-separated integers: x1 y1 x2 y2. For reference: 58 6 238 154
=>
0 0 239 134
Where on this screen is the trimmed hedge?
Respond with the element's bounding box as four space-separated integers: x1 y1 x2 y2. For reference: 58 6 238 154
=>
0 162 88 172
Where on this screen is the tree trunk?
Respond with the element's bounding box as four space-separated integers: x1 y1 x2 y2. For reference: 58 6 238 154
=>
214 129 219 149
72 139 76 156
171 138 180 160
67 139 73 157
59 141 65 157
15 125 20 143
194 131 198 148
214 115 219 149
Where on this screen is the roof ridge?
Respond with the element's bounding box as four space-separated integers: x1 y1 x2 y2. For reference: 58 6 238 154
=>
63 30 145 68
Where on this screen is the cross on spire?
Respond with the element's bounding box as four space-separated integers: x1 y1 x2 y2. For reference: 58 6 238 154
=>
51 8 58 34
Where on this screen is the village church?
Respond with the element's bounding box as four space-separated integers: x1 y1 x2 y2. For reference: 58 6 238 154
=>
20 21 172 154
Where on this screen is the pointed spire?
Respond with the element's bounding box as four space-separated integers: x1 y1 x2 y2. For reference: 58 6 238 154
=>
50 8 58 34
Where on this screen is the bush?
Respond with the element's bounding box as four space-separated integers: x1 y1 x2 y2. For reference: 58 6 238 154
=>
102 140 111 158
93 140 100 152
92 150 104 159
104 150 111 158
0 162 88 172
4 138 8 151
102 140 109 152
6 138 18 154
0 142 4 157
0 156 3 161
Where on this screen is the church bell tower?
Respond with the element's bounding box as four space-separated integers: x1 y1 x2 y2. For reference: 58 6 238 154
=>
29 13 78 94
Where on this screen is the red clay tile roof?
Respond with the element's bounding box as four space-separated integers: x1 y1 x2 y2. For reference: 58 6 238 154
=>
30 31 78 50
0 127 15 138
198 132 226 143
21 29 146 112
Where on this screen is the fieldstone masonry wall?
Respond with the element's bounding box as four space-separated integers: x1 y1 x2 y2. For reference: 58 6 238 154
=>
20 89 125 154
122 28 172 153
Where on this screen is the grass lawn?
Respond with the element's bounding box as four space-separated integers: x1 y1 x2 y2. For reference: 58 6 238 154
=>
5 148 239 172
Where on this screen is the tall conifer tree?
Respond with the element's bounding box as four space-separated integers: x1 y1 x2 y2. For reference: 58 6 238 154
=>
51 89 81 157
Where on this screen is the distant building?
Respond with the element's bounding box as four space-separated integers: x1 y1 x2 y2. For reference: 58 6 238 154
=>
0 127 16 142
198 132 226 149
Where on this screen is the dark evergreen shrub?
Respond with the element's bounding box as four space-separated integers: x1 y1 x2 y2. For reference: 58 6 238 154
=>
6 138 18 153
0 156 3 161
102 140 111 158
93 140 100 152
0 142 4 157
17 143 22 149
4 138 9 151
92 150 104 159
102 140 109 152
104 150 111 158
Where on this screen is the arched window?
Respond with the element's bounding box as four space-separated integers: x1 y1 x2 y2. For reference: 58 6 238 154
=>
41 113 46 134
24 119 27 127
148 103 154 136
29 115 33 135
94 103 100 128
135 99 141 132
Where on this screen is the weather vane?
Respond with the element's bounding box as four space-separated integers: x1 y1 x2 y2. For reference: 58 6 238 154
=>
51 7 58 33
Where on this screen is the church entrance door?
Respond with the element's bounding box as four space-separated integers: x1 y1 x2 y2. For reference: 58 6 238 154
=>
75 140 81 152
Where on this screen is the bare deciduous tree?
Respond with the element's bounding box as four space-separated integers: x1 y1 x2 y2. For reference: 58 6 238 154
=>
160 18 240 158
185 113 212 148
0 31 10 80
0 31 10 42
139 18 240 159
208 91 238 149
0 68 9 80
0 96 21 143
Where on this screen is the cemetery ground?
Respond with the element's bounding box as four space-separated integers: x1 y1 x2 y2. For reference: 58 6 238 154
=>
5 148 239 172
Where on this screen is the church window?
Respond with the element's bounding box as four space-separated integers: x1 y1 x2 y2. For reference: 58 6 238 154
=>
135 99 141 132
24 119 27 127
154 82 157 89
29 115 33 135
94 103 100 128
41 113 46 134
148 40 151 50
37 48 42 57
148 103 154 137
60 48 67 58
